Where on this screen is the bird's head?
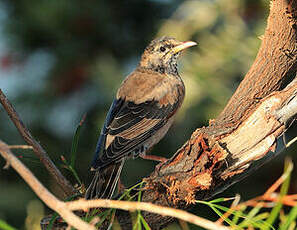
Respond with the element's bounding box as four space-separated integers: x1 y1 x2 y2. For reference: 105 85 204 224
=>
139 36 197 75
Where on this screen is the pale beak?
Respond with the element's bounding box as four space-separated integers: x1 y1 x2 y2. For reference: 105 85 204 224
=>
171 41 197 54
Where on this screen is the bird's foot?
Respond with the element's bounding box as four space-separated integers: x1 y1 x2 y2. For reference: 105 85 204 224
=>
117 178 126 194
139 153 168 163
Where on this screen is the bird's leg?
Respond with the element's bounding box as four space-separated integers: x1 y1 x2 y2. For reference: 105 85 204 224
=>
117 178 125 194
140 153 167 172
138 145 168 162
139 153 168 163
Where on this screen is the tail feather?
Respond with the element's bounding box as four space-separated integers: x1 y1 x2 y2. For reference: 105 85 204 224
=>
85 160 125 199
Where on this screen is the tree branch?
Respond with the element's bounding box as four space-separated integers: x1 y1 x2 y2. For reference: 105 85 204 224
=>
0 140 93 230
66 199 229 230
214 0 297 134
0 140 228 230
110 1 297 229
2 0 295 229
0 89 76 197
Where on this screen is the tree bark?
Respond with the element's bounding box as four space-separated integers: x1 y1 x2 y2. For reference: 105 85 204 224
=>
127 0 297 229
0 89 76 197
36 0 297 229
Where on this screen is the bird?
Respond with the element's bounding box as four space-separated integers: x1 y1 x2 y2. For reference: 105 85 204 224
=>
85 36 197 200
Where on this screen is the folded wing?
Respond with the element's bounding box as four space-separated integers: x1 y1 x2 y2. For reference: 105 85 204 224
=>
91 97 180 169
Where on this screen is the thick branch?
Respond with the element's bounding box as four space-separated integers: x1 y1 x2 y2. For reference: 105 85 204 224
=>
214 0 297 135
66 199 229 230
113 1 297 229
0 140 228 230
0 89 76 197
0 140 93 230
37 0 297 229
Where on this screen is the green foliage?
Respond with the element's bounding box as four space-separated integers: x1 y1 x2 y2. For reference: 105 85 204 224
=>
279 206 297 230
46 213 58 230
132 183 150 230
61 154 82 186
47 120 85 229
264 158 293 229
81 159 294 230
60 115 87 186
194 158 295 230
87 181 145 227
47 194 81 230
81 158 295 230
0 0 296 229
70 114 85 169
0 219 17 230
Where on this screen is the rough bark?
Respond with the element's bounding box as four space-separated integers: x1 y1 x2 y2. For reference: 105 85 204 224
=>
132 0 297 229
0 89 76 197
38 0 297 229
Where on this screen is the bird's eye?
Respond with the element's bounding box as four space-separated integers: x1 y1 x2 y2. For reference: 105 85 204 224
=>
160 46 166 52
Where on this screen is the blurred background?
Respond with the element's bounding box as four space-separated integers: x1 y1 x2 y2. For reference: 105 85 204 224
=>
0 0 296 229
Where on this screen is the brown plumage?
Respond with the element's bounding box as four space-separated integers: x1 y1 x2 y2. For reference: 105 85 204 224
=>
85 36 196 199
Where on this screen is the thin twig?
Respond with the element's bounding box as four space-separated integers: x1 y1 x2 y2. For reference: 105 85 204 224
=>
8 145 33 149
263 161 293 199
259 194 297 206
0 139 230 230
216 194 241 224
0 140 94 230
286 136 297 148
66 199 230 230
0 89 75 196
216 160 295 224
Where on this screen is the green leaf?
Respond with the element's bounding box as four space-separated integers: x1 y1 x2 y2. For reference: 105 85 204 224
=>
132 214 141 230
0 219 17 230
196 200 237 226
140 215 151 230
197 199 270 229
118 181 145 201
67 165 82 185
279 205 297 230
209 197 235 203
70 114 86 168
209 203 235 213
239 205 274 230
264 158 293 229
231 206 246 225
132 182 146 230
47 213 59 230
96 209 113 227
249 213 273 230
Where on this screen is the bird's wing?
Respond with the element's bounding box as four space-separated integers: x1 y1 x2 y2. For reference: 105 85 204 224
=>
91 94 183 169
90 98 124 169
91 70 184 170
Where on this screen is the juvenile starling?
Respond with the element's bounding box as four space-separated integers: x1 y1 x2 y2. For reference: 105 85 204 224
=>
85 36 196 199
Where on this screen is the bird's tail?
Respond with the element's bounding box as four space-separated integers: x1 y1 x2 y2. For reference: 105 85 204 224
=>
85 160 125 200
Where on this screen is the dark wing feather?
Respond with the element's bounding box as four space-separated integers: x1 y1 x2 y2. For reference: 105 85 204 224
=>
91 98 178 170
91 98 124 169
